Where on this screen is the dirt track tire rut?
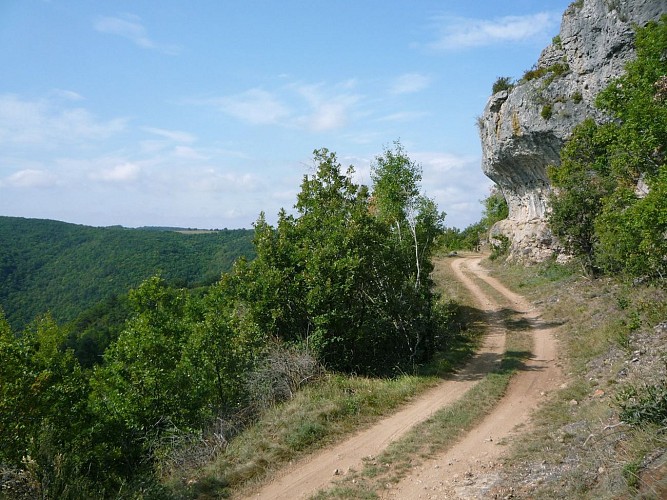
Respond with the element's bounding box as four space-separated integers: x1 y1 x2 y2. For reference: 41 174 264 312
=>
247 256 562 499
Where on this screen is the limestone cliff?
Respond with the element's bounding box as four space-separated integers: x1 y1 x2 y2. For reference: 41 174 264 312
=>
479 0 667 262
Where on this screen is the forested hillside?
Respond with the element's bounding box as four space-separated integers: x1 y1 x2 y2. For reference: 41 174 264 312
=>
0 217 254 330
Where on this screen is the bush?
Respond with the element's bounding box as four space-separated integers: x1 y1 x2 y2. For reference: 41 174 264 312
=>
246 343 323 411
490 234 511 260
521 62 569 83
492 76 514 94
616 378 667 427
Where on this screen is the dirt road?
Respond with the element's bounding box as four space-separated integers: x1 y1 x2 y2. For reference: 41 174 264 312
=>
248 255 562 499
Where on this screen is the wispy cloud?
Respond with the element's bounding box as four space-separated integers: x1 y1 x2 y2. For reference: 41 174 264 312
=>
414 151 492 227
205 80 362 132
390 73 431 95
2 169 58 188
143 126 196 143
90 162 141 183
0 94 126 145
214 88 291 126
428 12 560 50
377 111 429 123
94 14 181 55
188 169 261 193
292 82 361 132
50 89 85 101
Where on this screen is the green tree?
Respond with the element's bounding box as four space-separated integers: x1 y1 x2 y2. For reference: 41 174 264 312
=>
548 17 667 277
370 142 445 288
88 277 201 480
240 147 445 374
481 186 509 226
547 119 617 271
0 311 94 496
182 275 264 414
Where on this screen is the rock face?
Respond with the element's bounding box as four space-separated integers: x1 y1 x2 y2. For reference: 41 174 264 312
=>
479 0 667 262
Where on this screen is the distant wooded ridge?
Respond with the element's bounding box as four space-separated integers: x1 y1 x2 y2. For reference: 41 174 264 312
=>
0 216 255 330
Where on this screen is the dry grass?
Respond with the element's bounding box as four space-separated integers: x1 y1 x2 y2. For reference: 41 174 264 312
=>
484 257 667 498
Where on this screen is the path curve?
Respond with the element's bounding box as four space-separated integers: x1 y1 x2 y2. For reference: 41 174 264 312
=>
382 257 562 499
247 256 561 499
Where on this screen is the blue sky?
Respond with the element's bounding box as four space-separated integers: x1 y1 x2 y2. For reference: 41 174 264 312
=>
0 0 571 229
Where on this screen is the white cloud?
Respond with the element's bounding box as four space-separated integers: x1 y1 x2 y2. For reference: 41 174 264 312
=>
390 73 431 95
0 94 126 146
94 14 181 55
215 88 291 125
413 151 493 228
173 146 208 160
377 111 429 123
2 169 58 188
143 126 196 143
414 151 477 173
207 81 361 132
293 83 360 132
189 169 261 192
429 12 560 50
51 89 85 101
91 162 141 183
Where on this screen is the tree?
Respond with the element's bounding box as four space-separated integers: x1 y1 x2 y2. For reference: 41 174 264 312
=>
0 311 93 495
88 276 203 482
548 17 667 277
239 146 445 374
547 119 616 271
369 143 445 362
370 142 445 288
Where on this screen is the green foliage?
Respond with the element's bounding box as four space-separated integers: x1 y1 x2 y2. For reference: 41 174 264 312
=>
0 217 254 331
0 143 451 495
521 62 569 83
492 76 514 94
489 234 510 260
442 187 508 251
0 311 102 497
548 119 617 270
541 104 553 120
616 379 667 427
239 145 444 375
552 35 562 49
572 91 583 103
481 186 509 224
547 17 667 278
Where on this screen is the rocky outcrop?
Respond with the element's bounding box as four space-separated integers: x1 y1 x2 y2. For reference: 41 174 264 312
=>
479 0 667 262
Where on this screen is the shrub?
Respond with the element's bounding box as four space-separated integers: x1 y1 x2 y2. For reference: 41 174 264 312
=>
492 76 514 94
616 378 667 427
522 62 570 83
552 35 562 49
490 234 511 260
246 343 323 411
541 104 553 120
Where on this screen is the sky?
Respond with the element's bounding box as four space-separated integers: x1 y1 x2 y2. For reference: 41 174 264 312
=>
0 0 572 230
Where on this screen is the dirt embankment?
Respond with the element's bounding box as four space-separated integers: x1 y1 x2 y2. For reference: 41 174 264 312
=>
248 255 563 499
